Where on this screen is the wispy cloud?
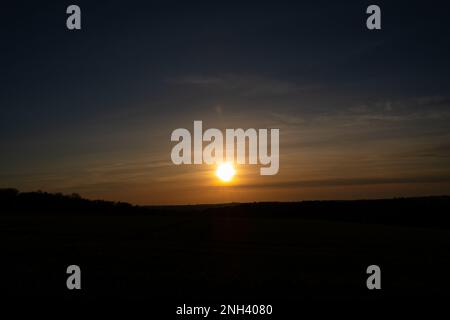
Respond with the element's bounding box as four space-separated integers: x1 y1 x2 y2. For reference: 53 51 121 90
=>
167 74 318 97
233 175 450 190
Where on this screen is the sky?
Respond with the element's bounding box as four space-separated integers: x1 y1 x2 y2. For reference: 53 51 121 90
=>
1 1 450 204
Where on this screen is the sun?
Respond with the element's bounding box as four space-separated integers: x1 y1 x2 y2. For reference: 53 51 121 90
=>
216 162 236 182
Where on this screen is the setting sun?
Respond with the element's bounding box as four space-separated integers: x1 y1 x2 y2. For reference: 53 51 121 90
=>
216 162 236 182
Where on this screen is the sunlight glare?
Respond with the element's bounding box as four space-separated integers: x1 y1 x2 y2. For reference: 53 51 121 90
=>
216 162 235 182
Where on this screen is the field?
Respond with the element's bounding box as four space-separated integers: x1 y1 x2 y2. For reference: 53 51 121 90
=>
2 199 450 311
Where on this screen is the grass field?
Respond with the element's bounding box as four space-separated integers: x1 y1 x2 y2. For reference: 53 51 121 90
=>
2 208 449 305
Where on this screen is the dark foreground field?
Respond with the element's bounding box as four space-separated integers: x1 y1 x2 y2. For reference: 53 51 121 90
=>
1 191 450 314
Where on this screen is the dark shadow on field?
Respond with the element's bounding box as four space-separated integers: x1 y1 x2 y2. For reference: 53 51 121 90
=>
1 189 449 306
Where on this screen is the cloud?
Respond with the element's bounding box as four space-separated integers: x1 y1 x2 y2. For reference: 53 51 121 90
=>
167 74 317 97
233 175 450 190
271 94 450 130
415 95 450 108
270 113 305 126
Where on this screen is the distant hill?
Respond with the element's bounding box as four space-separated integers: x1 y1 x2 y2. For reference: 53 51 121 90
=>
0 188 146 215
1 188 450 228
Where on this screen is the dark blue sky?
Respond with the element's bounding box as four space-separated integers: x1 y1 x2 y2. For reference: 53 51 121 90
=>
1 1 450 204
